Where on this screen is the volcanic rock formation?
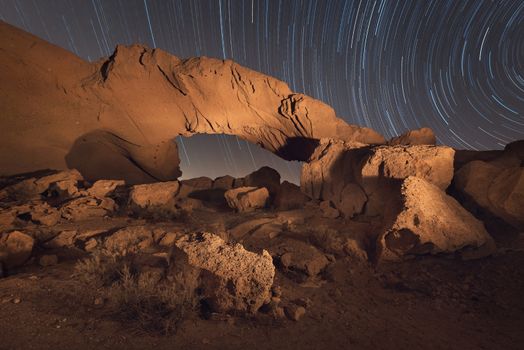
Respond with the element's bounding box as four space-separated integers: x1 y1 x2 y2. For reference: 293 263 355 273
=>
0 20 384 184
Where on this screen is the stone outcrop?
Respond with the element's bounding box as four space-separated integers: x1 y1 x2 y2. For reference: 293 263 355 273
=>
128 181 180 211
0 21 384 184
0 170 82 202
273 181 310 210
454 160 524 230
243 167 281 198
377 177 495 261
224 187 269 212
171 232 275 314
388 127 436 146
301 139 455 216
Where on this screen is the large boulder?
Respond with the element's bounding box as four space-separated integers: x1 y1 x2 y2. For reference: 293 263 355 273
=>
388 127 436 146
0 230 34 269
171 232 275 314
454 161 524 230
301 140 455 216
128 181 180 211
224 187 269 212
273 181 310 210
377 177 495 261
179 177 214 197
243 167 281 198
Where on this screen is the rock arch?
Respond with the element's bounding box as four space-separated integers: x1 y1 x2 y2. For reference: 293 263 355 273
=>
0 21 385 183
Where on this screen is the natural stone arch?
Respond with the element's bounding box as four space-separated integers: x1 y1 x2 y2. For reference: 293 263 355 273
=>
1 21 385 183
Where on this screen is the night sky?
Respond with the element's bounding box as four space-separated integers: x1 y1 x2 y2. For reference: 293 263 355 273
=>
1 0 523 182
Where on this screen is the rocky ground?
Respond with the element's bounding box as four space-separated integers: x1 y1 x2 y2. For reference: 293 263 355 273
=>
0 160 523 350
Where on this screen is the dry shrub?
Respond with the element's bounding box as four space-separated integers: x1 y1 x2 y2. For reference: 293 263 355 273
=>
75 251 195 334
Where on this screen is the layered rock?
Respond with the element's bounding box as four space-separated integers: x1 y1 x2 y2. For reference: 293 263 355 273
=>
377 177 495 261
171 232 275 314
0 21 384 183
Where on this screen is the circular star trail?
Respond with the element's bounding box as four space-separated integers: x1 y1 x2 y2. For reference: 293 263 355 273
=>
1 0 523 181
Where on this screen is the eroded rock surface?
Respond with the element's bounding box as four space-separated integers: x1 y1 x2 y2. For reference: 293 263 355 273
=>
378 177 495 261
301 139 455 216
0 21 384 183
172 232 275 314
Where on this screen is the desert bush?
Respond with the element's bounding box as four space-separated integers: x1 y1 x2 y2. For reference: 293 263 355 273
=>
75 251 195 334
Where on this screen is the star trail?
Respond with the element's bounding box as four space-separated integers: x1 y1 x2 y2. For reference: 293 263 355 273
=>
0 0 523 181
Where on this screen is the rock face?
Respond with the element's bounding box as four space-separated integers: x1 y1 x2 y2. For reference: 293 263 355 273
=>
0 231 34 269
301 139 455 216
388 127 436 146
454 160 524 230
377 177 495 261
0 21 384 183
172 232 275 314
224 187 269 212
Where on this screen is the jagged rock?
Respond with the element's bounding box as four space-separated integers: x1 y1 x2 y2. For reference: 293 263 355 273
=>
377 177 495 261
454 160 524 230
319 200 340 219
388 127 436 146
61 197 116 221
301 140 455 216
104 226 155 255
243 167 281 198
273 181 310 210
270 238 330 280
213 175 235 190
128 181 180 211
0 230 34 268
85 179 125 199
23 202 60 226
224 187 269 212
0 21 384 183
171 232 275 314
0 170 82 202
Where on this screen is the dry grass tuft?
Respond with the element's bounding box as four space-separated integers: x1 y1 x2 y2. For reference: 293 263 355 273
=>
75 251 194 334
